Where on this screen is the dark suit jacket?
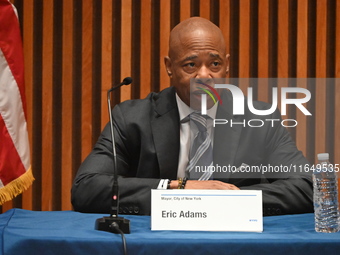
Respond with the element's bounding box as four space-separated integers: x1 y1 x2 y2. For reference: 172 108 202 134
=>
71 86 313 216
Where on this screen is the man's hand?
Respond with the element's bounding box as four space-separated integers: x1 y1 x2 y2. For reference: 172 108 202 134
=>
170 180 239 190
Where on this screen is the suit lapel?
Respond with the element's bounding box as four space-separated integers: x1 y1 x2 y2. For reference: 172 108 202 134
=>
213 90 242 180
150 88 243 180
151 87 180 179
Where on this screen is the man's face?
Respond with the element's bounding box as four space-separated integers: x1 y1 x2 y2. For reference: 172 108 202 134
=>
165 29 229 110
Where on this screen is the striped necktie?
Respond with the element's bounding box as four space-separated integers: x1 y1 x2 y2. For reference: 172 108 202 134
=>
186 112 213 180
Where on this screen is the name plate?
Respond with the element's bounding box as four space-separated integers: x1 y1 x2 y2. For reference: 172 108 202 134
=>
151 189 263 232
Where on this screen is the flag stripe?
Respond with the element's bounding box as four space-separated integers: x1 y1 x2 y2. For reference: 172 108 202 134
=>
0 1 27 118
0 49 30 171
0 115 26 186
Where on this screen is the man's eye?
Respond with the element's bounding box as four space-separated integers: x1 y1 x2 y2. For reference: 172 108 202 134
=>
185 63 195 68
212 61 220 67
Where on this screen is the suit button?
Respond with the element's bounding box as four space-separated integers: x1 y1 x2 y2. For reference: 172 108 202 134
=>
123 207 128 214
128 206 133 214
276 208 282 215
267 208 272 215
134 207 139 214
118 207 122 214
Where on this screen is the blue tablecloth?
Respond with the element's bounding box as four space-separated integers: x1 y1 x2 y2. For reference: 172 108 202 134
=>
1 209 340 255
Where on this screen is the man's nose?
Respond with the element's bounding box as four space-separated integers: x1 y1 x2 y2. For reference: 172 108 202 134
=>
196 65 211 78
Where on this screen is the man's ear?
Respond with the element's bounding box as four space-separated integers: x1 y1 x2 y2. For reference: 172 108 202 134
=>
225 54 230 74
164 56 172 77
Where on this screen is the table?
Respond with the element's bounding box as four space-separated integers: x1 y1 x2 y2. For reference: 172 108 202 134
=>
1 209 340 255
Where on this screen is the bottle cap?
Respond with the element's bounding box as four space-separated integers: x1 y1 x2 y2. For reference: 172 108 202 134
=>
317 153 329 161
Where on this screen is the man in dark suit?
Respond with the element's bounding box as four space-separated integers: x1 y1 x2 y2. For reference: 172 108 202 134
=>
71 17 313 216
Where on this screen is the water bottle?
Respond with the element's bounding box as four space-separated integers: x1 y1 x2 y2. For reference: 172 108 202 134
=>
313 153 339 233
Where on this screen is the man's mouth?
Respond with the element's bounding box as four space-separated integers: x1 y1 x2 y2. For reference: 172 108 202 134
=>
192 90 207 95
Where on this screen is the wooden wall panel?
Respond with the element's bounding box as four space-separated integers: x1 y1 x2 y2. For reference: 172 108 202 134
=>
61 0 74 211
237 0 250 95
159 0 171 91
22 0 34 211
315 0 327 159
180 0 191 21
336 2 340 164
140 0 152 99
2 0 339 213
101 0 112 128
337 0 340 203
41 0 53 211
337 0 340 78
277 0 289 124
200 0 210 19
238 0 250 82
81 0 94 162
120 0 132 102
296 0 308 155
278 0 289 78
219 0 230 72
257 0 269 81
257 0 269 123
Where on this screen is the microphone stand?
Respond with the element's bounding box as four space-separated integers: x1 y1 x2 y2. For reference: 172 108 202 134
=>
95 77 132 234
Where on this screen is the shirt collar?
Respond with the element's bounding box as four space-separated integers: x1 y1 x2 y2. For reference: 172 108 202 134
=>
175 93 218 122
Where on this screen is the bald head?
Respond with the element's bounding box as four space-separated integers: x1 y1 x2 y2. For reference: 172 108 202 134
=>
168 17 226 59
164 17 229 108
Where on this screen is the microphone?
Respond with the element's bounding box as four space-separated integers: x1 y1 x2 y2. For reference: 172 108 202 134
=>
108 77 133 93
95 77 132 234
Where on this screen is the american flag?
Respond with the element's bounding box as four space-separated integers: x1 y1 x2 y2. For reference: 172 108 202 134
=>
0 0 34 205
